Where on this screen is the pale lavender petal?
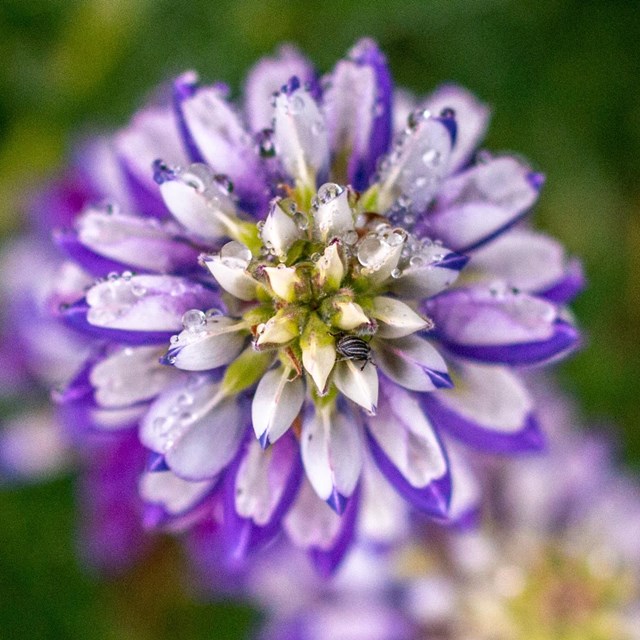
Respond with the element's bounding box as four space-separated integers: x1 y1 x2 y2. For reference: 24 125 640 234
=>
425 286 579 365
428 155 542 252
244 45 316 132
421 361 545 452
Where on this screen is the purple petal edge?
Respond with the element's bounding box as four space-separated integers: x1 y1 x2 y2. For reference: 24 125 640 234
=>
421 394 546 454
366 429 451 518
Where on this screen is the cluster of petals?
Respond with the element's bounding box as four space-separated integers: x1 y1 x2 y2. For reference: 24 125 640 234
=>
251 383 640 639
16 39 582 573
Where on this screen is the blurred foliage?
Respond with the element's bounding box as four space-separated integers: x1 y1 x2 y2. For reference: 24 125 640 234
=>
0 0 639 638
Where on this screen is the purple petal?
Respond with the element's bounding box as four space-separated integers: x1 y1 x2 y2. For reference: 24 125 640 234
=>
172 72 268 214
423 84 490 174
425 286 580 366
421 362 546 453
244 45 316 133
324 38 392 190
428 156 542 253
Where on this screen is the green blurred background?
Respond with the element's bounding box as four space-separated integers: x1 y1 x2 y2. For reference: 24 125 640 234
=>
1 0 638 638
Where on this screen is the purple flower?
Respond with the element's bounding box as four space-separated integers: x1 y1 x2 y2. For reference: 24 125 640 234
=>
250 381 640 639
22 39 581 574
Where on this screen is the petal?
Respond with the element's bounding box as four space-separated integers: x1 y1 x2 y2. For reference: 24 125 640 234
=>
202 241 259 302
429 155 542 252
234 434 303 531
312 184 355 242
366 382 450 516
323 38 392 190
273 83 329 187
284 479 360 577
301 314 336 393
421 362 545 453
173 73 267 211
163 315 247 371
69 205 200 275
468 229 585 303
139 469 216 520
156 162 238 241
388 246 468 299
443 439 482 529
374 335 452 392
264 265 301 301
251 367 305 447
140 375 245 480
261 198 305 259
114 105 187 211
332 360 379 414
370 296 430 338
425 286 580 365
423 84 490 174
244 45 316 133
300 405 363 512
377 113 454 213
90 345 178 407
83 274 217 333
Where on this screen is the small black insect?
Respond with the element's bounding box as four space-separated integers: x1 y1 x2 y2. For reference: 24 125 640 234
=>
335 334 375 371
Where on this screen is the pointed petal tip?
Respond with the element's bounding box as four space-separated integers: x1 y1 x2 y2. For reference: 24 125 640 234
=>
258 431 271 450
325 488 348 515
436 252 469 271
527 171 546 190
146 451 170 472
435 111 458 146
428 370 454 389
158 349 176 366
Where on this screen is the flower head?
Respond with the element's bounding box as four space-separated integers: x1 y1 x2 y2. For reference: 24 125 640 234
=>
21 39 581 573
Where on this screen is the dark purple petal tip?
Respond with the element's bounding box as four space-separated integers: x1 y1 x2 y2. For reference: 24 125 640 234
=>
435 113 458 147
146 451 170 472
426 370 454 389
527 171 546 190
325 488 348 515
282 75 301 94
173 72 199 101
152 159 176 185
434 252 469 271
258 431 270 450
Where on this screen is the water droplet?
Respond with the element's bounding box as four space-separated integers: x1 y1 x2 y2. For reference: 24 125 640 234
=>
220 240 252 267
422 148 442 167
182 309 207 332
288 94 305 115
206 308 223 318
407 108 431 130
213 174 234 194
256 128 276 158
391 268 402 279
311 120 325 136
409 255 424 268
343 230 359 245
316 182 344 206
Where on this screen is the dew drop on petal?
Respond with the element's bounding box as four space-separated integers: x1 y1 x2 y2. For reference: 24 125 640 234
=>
181 309 207 332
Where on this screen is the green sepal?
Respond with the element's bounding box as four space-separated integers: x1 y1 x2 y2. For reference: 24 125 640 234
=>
221 347 273 395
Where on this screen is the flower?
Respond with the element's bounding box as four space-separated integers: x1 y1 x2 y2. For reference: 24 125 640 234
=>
23 39 581 573
251 382 640 640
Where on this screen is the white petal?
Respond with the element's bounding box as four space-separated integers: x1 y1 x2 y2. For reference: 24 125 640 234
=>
374 335 449 392
368 384 447 487
202 241 258 301
139 470 214 516
91 345 178 407
436 362 533 433
389 243 464 299
378 115 453 212
312 185 355 242
315 242 345 290
370 297 429 338
251 367 305 446
273 87 329 186
235 436 297 525
264 265 300 301
140 376 244 480
261 200 304 259
167 315 247 371
301 406 363 502
255 313 298 346
115 106 186 193
85 275 214 332
301 316 336 393
284 479 341 550
333 360 378 413
334 301 369 331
